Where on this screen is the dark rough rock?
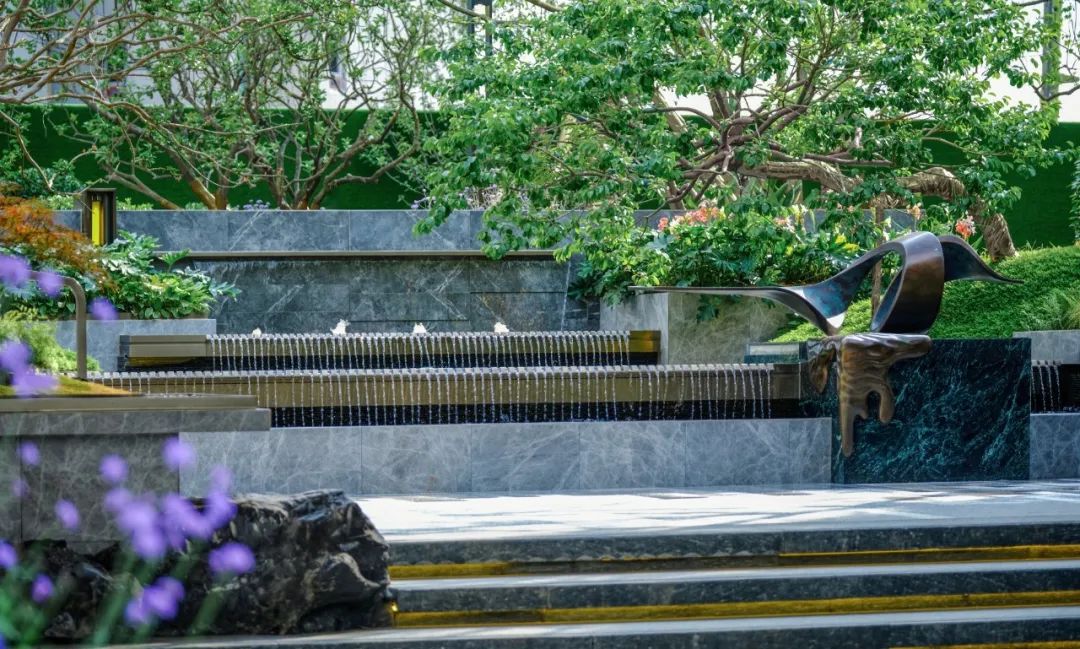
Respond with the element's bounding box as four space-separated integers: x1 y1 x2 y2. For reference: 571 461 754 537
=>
37 490 391 640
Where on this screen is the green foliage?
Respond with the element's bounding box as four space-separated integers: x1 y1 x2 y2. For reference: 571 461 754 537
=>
772 246 1080 341
6 231 239 320
0 318 99 372
571 205 867 306
0 147 83 199
421 0 1067 261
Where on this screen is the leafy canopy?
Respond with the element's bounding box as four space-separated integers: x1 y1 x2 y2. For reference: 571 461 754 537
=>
421 0 1066 264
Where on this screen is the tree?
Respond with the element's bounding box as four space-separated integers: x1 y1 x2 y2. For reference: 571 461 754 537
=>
422 0 1068 261
0 0 250 193
66 0 450 209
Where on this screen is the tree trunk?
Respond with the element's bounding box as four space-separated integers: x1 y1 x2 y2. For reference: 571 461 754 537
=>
973 210 1017 261
870 202 885 316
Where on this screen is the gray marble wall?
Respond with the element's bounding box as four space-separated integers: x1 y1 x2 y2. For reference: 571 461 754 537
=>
194 257 596 334
0 404 270 544
1015 331 1080 363
600 293 791 364
1030 413 1080 479
53 318 217 371
53 209 489 252
179 418 832 496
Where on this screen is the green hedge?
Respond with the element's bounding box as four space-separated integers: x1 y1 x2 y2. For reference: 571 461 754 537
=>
772 245 1080 341
1 105 1077 246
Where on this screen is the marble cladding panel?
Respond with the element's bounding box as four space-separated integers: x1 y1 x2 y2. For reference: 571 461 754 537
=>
195 258 597 333
182 419 833 496
0 445 20 541
684 419 831 486
804 338 1032 484
469 423 581 492
1030 414 1080 479
23 434 176 542
346 210 481 251
360 426 473 495
54 318 217 371
601 293 791 364
1015 331 1080 363
180 428 362 495
579 422 687 490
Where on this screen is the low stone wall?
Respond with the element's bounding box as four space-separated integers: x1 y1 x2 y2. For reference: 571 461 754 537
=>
179 418 832 496
1014 330 1080 363
0 398 270 546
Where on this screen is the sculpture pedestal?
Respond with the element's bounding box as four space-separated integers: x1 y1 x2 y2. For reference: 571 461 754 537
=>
802 338 1031 483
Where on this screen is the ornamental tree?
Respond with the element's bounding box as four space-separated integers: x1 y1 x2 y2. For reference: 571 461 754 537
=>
422 0 1068 262
66 0 451 209
0 0 252 192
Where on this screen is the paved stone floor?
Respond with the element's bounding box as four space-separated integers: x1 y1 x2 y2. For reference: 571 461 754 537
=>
356 480 1080 543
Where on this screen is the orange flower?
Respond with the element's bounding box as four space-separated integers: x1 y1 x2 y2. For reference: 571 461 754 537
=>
954 216 976 239
657 217 669 231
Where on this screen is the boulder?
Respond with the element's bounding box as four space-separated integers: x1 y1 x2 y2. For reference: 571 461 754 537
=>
35 490 391 640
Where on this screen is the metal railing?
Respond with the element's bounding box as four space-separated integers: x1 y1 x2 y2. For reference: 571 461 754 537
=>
27 271 87 380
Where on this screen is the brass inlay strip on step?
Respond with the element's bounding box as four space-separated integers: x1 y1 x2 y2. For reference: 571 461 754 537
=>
392 590 1080 628
893 642 1080 649
390 545 1080 580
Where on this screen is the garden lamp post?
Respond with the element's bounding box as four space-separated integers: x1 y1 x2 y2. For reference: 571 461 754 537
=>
80 188 117 246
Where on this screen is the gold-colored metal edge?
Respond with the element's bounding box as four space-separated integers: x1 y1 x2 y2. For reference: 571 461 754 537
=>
392 590 1080 628
389 545 1080 580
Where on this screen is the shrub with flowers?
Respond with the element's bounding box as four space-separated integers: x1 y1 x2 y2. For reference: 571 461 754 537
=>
570 203 871 315
0 248 255 645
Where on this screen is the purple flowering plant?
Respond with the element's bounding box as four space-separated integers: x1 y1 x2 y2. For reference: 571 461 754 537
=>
0 251 255 645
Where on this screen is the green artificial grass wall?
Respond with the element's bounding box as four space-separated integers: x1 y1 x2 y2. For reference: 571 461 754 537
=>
2 105 424 209
772 245 1080 341
1 105 1078 246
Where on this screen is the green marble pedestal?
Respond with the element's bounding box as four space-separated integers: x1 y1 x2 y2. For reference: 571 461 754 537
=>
802 338 1031 483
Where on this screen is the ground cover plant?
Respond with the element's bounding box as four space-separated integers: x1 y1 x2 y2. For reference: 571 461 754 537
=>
772 245 1080 340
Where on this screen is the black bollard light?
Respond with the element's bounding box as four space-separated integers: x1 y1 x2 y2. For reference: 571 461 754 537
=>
80 188 117 246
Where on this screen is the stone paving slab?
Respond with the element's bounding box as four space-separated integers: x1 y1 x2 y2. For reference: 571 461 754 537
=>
357 480 1080 544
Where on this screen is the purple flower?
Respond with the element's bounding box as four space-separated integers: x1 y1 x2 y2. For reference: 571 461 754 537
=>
156 576 184 601
11 478 28 499
131 527 166 561
11 369 57 396
161 493 212 541
104 487 133 514
16 441 38 466
55 499 79 531
100 454 128 485
208 542 255 576
204 490 237 530
0 255 30 290
162 437 195 471
142 584 179 620
34 270 63 298
114 497 156 533
0 341 30 374
0 541 16 569
31 574 53 603
124 596 151 627
89 297 118 321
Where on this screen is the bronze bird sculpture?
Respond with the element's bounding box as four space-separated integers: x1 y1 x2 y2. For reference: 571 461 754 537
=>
632 232 1018 335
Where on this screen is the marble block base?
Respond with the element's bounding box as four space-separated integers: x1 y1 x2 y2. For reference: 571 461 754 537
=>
803 338 1031 484
600 293 791 364
1014 330 1080 363
1030 413 1080 479
181 419 832 496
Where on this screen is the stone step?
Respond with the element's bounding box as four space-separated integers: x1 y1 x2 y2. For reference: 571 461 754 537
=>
391 560 1080 624
147 606 1080 648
